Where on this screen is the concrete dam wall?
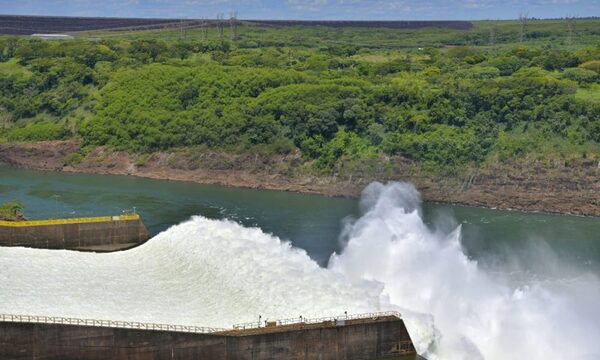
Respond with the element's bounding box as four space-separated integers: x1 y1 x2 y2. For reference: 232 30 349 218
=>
0 214 149 250
0 314 415 360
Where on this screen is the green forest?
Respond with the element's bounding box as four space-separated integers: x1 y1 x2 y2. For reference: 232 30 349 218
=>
1 19 599 174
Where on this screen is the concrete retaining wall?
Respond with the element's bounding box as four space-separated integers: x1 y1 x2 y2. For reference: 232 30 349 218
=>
0 316 415 359
0 219 149 250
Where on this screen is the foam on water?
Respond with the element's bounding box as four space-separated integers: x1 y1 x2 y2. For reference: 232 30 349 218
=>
1 182 599 359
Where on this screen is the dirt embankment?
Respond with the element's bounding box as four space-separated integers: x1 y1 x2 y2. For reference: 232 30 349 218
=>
1 140 598 217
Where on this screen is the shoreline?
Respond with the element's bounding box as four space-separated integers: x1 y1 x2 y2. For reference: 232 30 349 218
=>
1 140 598 218
7 164 598 220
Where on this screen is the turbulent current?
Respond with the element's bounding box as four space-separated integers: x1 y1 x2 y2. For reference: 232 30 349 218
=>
1 182 599 359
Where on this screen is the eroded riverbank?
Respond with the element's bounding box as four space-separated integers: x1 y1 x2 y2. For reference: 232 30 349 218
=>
1 140 598 217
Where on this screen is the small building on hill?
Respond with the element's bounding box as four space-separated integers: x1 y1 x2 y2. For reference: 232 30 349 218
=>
31 33 73 40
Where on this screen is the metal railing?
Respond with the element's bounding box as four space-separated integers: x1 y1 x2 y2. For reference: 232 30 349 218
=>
0 311 401 334
0 314 226 334
0 214 140 227
232 311 402 331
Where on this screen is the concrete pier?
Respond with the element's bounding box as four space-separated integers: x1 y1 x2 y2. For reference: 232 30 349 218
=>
0 313 415 359
0 214 149 250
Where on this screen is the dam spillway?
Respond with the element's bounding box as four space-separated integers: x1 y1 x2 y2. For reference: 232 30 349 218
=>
0 214 418 358
0 312 415 359
0 214 149 250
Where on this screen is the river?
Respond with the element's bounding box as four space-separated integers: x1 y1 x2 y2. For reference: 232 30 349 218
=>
1 165 599 359
1 165 598 271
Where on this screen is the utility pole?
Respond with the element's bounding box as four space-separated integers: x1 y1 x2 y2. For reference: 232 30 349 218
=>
229 10 238 41
519 13 528 43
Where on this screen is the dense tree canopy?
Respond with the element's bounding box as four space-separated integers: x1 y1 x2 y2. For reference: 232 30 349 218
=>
1 23 599 173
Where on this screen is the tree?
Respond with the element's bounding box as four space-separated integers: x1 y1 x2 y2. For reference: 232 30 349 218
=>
128 40 168 63
179 85 199 109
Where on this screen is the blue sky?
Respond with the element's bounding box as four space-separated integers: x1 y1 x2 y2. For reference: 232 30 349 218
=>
1 0 598 20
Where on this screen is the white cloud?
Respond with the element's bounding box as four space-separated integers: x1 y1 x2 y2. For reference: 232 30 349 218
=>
287 0 328 11
462 0 494 9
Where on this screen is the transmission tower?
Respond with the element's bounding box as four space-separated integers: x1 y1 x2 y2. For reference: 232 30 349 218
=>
519 13 529 43
230 10 238 41
179 18 187 41
489 21 496 47
201 17 208 41
217 13 225 39
566 16 575 46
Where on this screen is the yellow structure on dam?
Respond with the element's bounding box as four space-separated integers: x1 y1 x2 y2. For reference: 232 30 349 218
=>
0 213 142 227
0 213 149 251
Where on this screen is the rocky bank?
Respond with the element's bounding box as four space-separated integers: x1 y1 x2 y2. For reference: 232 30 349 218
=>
0 140 598 217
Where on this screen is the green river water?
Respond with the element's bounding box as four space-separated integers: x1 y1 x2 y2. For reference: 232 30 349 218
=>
1 165 598 274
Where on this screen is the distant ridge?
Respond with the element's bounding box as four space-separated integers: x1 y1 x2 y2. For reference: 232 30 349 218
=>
0 14 473 35
0 15 184 35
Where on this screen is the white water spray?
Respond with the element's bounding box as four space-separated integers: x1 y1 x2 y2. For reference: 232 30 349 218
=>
329 182 600 359
0 182 598 359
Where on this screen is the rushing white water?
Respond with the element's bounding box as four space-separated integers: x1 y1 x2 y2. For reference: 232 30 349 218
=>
330 182 600 359
0 216 384 327
0 182 599 359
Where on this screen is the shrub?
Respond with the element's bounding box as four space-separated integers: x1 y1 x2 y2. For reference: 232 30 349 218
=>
0 199 25 221
5 123 70 141
62 152 84 166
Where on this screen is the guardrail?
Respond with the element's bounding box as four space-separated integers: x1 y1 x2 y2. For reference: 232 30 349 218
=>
0 214 140 227
0 314 226 334
232 311 402 331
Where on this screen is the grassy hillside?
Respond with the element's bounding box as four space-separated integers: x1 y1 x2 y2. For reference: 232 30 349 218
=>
0 19 599 176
